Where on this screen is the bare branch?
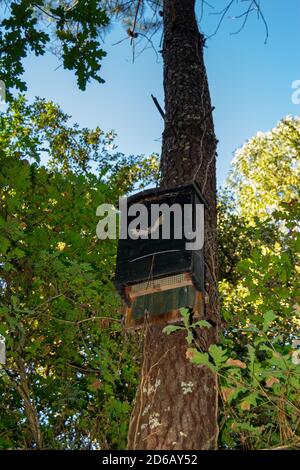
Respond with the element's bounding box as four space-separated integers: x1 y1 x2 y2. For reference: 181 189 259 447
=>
151 94 165 119
204 0 268 43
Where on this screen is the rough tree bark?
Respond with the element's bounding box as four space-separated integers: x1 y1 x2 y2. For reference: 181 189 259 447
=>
127 0 220 450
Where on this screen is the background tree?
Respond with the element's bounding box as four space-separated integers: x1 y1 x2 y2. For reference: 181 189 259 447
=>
196 117 300 449
227 117 300 221
0 96 158 449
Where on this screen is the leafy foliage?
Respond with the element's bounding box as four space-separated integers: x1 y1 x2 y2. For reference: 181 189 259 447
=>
217 133 300 449
0 1 109 95
227 117 300 221
0 96 158 449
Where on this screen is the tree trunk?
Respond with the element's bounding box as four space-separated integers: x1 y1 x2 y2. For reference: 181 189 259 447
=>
127 0 220 450
16 358 44 449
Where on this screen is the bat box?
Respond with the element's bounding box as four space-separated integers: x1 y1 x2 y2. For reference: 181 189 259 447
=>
114 183 207 329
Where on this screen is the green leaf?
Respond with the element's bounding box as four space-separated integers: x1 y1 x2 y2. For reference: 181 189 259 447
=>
221 386 247 404
162 325 184 335
247 344 256 365
240 392 259 411
187 348 214 370
209 344 228 369
180 307 189 317
263 310 276 332
192 320 212 329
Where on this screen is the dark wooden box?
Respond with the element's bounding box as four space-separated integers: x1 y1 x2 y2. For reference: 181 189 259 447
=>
115 183 207 300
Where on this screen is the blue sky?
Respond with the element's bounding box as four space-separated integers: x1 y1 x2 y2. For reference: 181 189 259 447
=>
19 0 300 187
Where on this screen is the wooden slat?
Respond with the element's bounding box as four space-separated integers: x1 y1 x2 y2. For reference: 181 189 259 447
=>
123 291 203 330
126 273 193 300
